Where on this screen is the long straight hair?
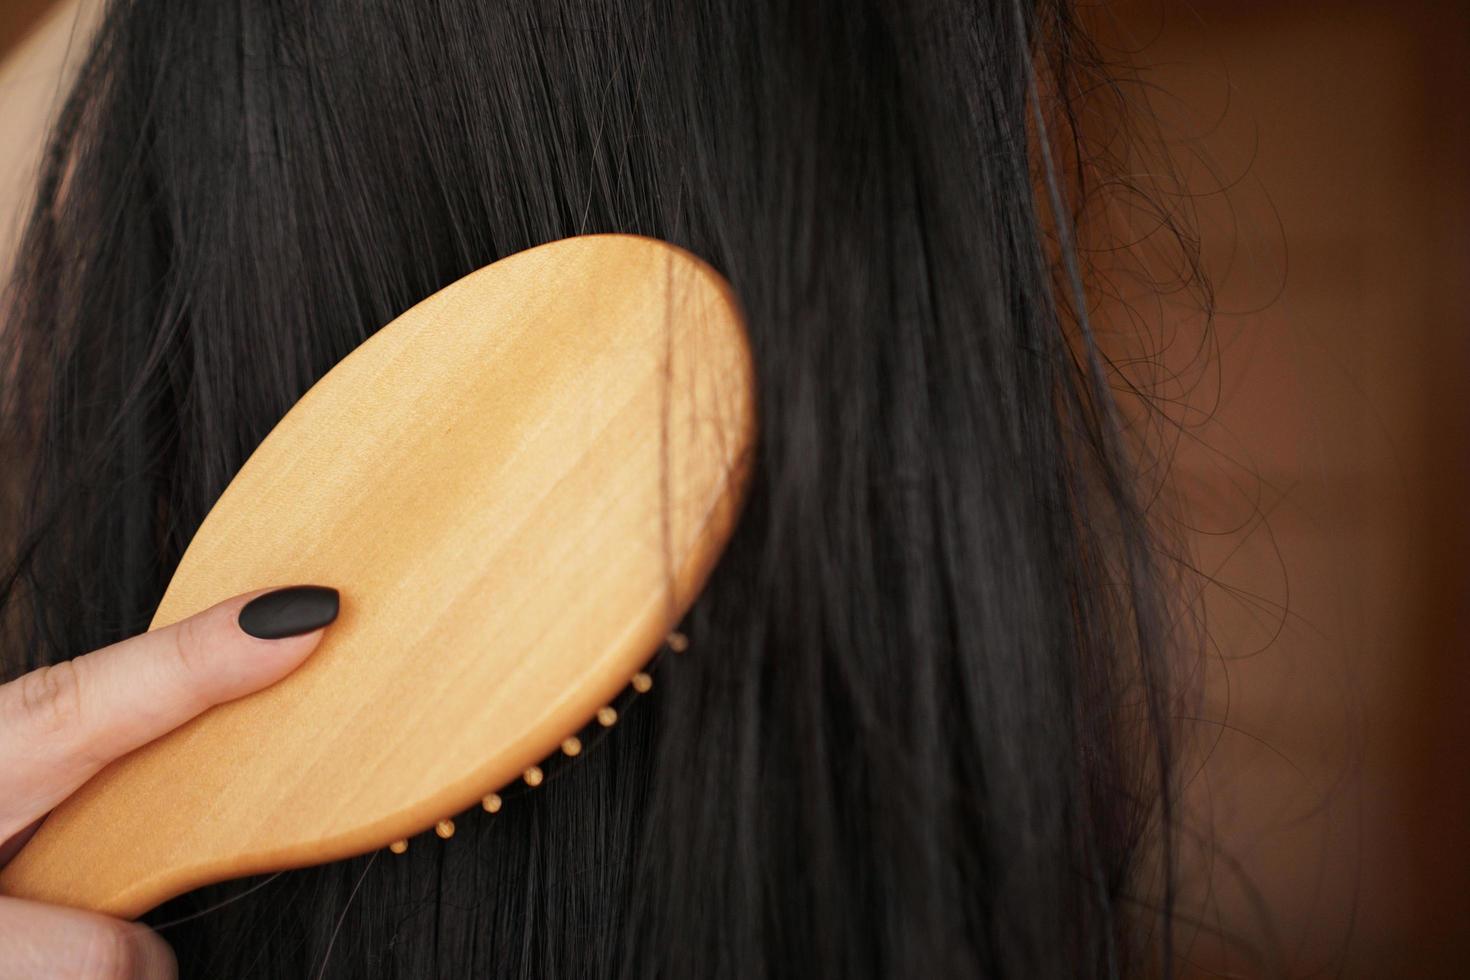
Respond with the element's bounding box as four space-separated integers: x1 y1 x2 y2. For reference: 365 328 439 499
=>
1 0 1180 975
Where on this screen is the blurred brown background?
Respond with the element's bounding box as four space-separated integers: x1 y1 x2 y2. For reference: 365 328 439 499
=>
0 0 46 52
3 0 1468 976
1087 1 1470 976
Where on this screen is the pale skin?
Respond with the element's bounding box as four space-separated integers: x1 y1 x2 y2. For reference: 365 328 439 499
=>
0 591 331 978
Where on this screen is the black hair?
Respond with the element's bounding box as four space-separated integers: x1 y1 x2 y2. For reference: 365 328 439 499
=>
1 0 1182 975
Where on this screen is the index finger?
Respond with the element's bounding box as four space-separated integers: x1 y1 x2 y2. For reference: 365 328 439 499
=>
0 586 339 848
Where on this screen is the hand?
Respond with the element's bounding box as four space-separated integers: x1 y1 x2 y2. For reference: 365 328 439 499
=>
0 585 340 979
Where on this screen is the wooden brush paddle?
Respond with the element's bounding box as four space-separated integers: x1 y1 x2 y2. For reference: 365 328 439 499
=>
0 235 755 919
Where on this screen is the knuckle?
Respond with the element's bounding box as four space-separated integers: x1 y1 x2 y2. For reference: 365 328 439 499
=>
75 922 139 980
169 617 208 684
10 661 86 737
164 615 218 709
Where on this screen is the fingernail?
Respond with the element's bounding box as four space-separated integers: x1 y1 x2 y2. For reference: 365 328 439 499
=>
237 586 340 639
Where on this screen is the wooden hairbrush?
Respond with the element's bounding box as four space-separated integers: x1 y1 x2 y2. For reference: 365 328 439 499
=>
0 235 755 919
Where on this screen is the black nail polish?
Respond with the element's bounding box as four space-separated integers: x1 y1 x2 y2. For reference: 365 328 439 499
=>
238 586 340 639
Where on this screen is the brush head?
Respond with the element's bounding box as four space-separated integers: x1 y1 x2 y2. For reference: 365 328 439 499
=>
0 235 755 918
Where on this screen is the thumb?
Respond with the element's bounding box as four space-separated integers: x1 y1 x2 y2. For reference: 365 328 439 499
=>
0 895 176 979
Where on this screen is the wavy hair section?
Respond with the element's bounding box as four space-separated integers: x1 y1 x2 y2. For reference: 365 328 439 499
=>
0 1 1182 976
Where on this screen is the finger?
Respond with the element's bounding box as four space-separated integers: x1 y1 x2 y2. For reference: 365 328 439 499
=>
0 818 40 866
0 586 339 844
0 895 176 979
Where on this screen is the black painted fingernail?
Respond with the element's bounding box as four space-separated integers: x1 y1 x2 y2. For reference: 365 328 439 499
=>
238 586 340 639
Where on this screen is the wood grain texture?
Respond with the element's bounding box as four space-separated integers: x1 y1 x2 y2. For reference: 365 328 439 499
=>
0 234 755 918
